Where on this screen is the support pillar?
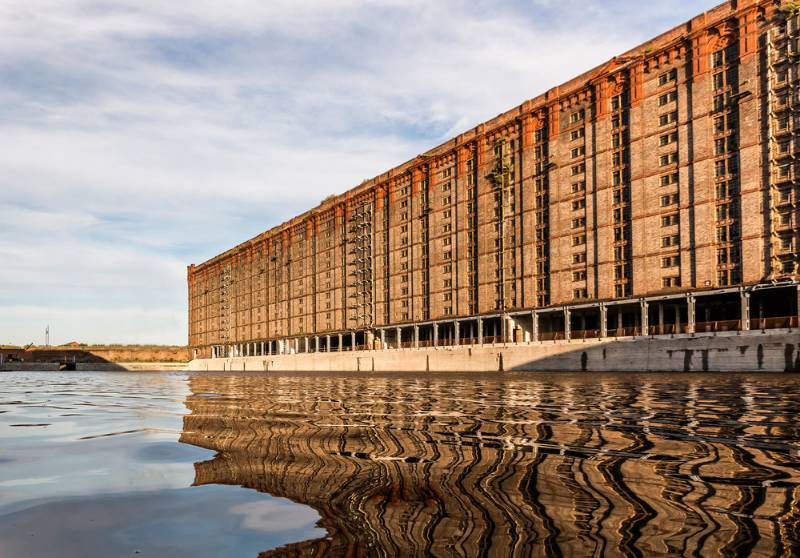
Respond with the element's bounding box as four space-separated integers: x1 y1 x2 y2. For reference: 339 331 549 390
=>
687 294 696 334
338 333 343 352
351 331 356 351
599 304 607 338
396 327 401 349
797 284 800 325
433 323 439 346
616 308 623 336
531 311 539 342
477 318 484 345
675 305 681 334
640 299 649 336
658 304 665 335
454 320 460 346
380 329 386 350
740 288 750 331
563 307 571 341
413 325 419 348
326 335 331 353
304 337 309 353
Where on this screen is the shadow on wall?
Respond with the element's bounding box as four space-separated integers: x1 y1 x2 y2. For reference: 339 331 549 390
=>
505 334 800 373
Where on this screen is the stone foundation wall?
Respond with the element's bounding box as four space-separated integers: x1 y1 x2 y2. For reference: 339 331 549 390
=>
189 330 800 373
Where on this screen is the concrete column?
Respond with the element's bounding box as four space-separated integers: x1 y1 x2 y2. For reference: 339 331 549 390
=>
477 318 484 345
380 329 386 350
304 337 309 353
797 284 800 324
315 336 320 352
433 323 439 346
531 311 539 342
454 321 460 346
599 304 607 338
326 335 331 353
350 331 356 351
658 304 665 334
563 307 571 341
687 294 696 334
338 333 343 352
675 305 681 334
640 299 649 336
740 289 750 331
396 327 401 349
413 325 419 348
616 308 623 335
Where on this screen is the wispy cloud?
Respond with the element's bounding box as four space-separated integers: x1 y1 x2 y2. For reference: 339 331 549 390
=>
0 0 717 345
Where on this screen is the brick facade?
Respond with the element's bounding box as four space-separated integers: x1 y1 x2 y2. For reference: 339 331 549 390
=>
188 0 799 357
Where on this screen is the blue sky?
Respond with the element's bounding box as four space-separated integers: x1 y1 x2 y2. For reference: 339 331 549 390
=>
0 0 719 346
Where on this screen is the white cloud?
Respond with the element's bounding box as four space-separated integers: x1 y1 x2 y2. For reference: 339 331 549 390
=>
0 0 718 345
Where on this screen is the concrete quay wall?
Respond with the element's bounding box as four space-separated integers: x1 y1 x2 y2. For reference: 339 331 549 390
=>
189 330 800 373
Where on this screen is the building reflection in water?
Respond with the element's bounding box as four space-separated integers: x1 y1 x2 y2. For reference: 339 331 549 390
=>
179 372 800 557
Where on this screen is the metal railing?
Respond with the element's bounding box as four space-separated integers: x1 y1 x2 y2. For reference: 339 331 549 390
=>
212 315 798 356
750 316 798 330
695 319 741 333
569 328 601 340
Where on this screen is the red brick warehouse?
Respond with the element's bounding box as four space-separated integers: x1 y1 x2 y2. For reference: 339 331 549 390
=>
188 0 799 359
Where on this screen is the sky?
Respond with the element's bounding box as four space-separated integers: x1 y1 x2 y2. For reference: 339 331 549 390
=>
0 0 720 346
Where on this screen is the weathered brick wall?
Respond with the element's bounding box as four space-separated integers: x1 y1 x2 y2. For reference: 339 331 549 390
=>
188 0 797 355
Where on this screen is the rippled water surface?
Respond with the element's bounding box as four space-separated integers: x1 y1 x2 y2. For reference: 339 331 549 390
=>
2 371 800 556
